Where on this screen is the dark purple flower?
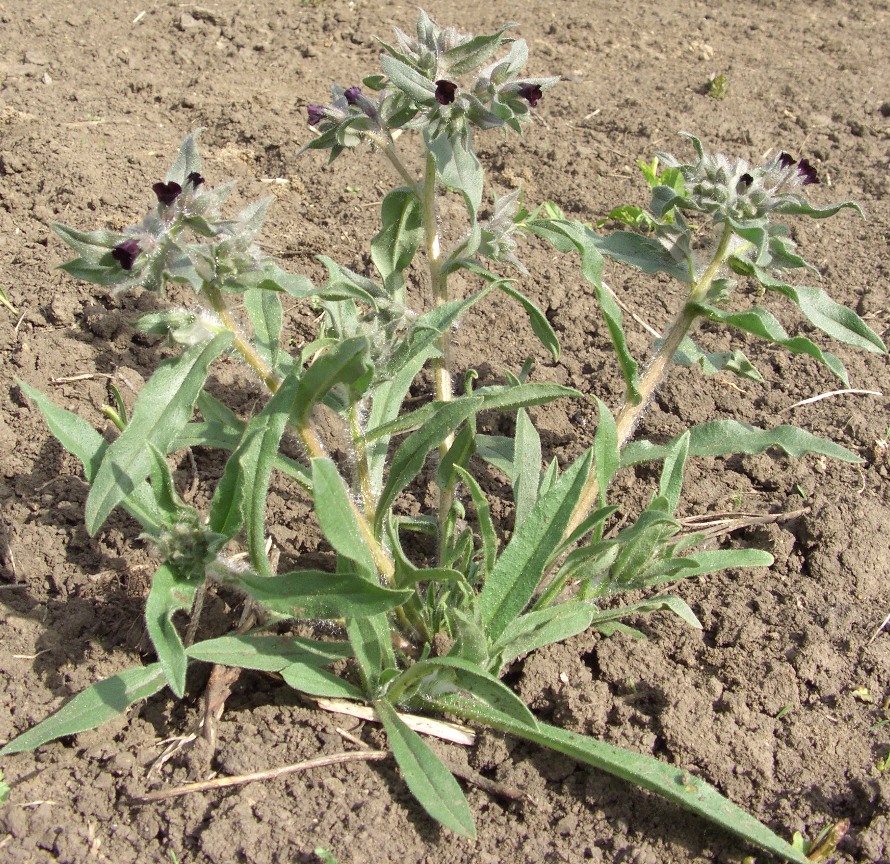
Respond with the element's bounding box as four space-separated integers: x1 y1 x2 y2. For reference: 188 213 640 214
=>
111 239 140 271
153 181 182 206
307 104 326 127
777 152 797 170
187 171 205 188
795 157 819 185
776 152 819 185
435 80 457 106
518 83 543 107
344 86 362 106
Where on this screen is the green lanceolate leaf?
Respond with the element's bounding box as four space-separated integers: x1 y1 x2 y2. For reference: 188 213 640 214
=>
52 223 129 263
316 257 382 306
663 548 773 582
207 448 247 541
593 397 619 506
234 570 412 620
538 458 559 498
374 699 476 839
375 398 484 531
186 634 351 669
368 383 577 442
497 283 560 360
593 230 692 282
431 697 809 864
347 614 396 697
165 129 203 185
658 431 690 512
17 381 163 534
589 594 704 631
294 336 373 422
454 467 497 576
227 372 300 576
379 54 437 103
475 434 514 476
690 302 849 385
280 663 364 700
673 338 763 382
512 408 541 531
492 602 596 669
772 195 862 221
312 457 377 580
731 260 886 354
371 187 423 290
441 24 515 75
525 218 641 403
396 657 537 730
244 287 284 374
426 130 484 219
478 449 593 642
0 664 166 756
196 390 242 429
85 332 232 535
448 607 489 665
608 506 677 588
145 443 186 522
144 564 201 697
622 420 862 466
436 423 476 489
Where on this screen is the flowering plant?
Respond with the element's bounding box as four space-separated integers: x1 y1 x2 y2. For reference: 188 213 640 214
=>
2 12 884 861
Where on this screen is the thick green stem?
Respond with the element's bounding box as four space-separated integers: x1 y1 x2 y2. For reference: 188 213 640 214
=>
564 224 737 539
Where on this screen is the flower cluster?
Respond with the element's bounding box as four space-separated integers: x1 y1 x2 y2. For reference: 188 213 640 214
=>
110 171 208 273
303 11 558 156
660 135 821 226
144 510 226 576
59 147 286 307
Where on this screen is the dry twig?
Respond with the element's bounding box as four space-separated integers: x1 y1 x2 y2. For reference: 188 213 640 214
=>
134 749 389 803
679 507 809 542
785 388 882 410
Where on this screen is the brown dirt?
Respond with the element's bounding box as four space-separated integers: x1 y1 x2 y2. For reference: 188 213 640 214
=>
1 0 889 862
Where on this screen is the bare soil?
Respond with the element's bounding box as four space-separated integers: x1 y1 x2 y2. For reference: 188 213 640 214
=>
1 1 889 862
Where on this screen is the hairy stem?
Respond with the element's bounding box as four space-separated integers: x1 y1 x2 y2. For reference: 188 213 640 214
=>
423 154 453 412
564 224 736 539
381 140 423 195
349 400 377 525
421 153 460 563
203 282 283 395
203 281 398 588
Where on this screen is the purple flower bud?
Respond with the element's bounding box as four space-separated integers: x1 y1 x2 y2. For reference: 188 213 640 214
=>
111 239 140 271
344 86 362 106
796 157 819 185
518 83 543 107
435 80 457 106
187 171 205 188
153 181 182 206
307 104 326 127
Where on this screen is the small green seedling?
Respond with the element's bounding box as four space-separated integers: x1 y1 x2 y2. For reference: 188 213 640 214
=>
705 73 729 100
